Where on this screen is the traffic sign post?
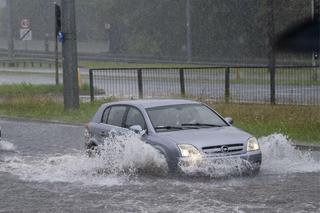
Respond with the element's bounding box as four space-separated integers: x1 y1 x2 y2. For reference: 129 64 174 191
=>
54 3 61 85
7 0 14 64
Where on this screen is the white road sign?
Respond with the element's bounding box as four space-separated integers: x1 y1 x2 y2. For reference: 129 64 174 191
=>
20 19 30 29
20 29 32 41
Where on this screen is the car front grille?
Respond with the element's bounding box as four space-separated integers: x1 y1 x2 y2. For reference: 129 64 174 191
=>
202 143 244 155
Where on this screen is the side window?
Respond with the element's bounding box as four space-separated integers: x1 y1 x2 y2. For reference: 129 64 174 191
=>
107 106 127 127
101 107 111 123
125 107 146 129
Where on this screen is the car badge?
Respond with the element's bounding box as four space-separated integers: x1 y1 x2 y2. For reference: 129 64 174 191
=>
221 145 229 153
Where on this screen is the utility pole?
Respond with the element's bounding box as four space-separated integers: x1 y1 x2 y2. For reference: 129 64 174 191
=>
186 0 192 63
6 0 14 65
61 0 79 110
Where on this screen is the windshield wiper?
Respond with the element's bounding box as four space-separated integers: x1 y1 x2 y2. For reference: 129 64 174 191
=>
181 123 223 127
154 126 184 131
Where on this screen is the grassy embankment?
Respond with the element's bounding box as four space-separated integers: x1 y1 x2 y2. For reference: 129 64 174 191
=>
212 103 320 144
0 83 111 124
0 83 318 144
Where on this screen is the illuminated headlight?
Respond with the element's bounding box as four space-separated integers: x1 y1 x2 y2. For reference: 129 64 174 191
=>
178 144 202 161
246 137 260 151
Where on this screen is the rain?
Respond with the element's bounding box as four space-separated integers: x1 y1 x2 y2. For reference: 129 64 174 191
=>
0 1 319 212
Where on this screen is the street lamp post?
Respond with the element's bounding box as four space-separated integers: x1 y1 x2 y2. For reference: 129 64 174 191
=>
186 0 192 63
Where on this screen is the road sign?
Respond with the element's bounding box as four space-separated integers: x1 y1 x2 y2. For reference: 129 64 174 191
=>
20 29 32 41
58 32 64 43
104 23 111 30
20 19 30 29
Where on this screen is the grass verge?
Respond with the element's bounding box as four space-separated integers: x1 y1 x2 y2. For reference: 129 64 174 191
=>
0 96 107 124
0 83 90 96
212 103 320 144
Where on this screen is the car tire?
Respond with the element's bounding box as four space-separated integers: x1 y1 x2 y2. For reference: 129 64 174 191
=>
247 163 260 176
86 143 98 158
154 146 176 174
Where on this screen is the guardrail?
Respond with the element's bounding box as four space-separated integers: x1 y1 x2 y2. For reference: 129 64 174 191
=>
0 48 315 67
89 66 320 105
0 58 62 69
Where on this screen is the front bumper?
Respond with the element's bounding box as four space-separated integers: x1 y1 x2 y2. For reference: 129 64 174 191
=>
179 150 262 168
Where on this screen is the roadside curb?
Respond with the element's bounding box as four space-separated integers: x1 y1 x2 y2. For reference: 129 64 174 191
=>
293 143 320 151
0 116 84 127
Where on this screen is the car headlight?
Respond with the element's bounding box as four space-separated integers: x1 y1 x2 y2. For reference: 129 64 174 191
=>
246 137 260 151
178 144 202 161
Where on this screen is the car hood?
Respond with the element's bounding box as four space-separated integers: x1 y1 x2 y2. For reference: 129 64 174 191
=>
157 126 252 149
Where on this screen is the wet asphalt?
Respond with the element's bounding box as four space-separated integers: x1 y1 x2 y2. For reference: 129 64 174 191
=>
0 118 319 213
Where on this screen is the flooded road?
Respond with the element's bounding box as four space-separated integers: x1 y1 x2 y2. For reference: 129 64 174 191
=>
0 119 319 212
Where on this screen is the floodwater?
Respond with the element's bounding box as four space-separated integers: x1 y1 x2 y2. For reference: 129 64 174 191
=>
0 119 319 212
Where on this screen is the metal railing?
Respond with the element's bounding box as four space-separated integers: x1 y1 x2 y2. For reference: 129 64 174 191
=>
0 58 62 69
89 66 320 105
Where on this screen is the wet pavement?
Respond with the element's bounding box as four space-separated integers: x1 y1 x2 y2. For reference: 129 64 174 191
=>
0 118 319 213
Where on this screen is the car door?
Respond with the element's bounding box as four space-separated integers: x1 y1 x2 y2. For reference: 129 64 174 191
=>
124 106 148 141
124 107 147 130
94 105 128 143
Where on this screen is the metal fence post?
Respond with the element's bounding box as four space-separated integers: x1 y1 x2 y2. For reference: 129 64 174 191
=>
225 67 230 103
268 0 276 104
179 68 186 97
270 66 276 104
89 69 94 102
137 68 143 99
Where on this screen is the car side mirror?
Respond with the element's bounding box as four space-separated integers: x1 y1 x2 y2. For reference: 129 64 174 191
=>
225 117 233 125
129 125 145 135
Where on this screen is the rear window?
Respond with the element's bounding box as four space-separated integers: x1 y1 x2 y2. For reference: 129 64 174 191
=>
107 106 127 127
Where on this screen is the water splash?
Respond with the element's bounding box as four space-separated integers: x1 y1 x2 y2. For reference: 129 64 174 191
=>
259 133 320 174
0 153 126 186
0 140 16 152
0 133 319 185
97 130 168 176
0 131 168 186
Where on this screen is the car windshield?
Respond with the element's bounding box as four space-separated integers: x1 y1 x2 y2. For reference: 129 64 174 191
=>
146 104 227 132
